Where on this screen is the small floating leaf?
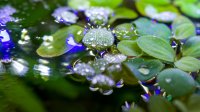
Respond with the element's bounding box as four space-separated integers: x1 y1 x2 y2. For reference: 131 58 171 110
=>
82 28 114 50
137 35 175 62
114 23 138 40
89 0 122 8
123 58 164 81
68 0 90 10
178 3 200 18
36 25 84 57
157 68 196 97
172 16 196 39
175 56 200 72
121 64 139 85
109 7 138 24
133 18 171 41
117 40 142 57
182 36 200 58
136 1 179 22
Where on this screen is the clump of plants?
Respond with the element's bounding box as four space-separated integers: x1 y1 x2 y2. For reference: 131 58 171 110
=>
0 0 200 112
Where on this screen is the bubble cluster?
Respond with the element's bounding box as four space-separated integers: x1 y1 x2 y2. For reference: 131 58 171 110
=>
52 7 78 24
82 28 114 50
91 74 115 87
85 7 112 25
90 59 109 74
73 63 95 76
103 53 127 63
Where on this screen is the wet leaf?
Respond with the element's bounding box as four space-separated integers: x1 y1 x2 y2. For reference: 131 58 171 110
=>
0 74 45 112
141 0 170 5
182 36 200 58
89 0 122 8
136 1 179 22
172 16 196 39
124 58 164 81
149 96 176 112
82 28 114 50
109 7 138 24
133 18 171 41
114 23 138 40
157 68 196 97
117 40 142 57
137 35 175 62
68 0 90 10
175 56 200 72
177 2 200 18
36 25 84 57
121 64 139 85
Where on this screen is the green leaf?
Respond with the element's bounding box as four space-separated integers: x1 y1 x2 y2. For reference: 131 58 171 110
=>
117 40 142 56
179 3 200 18
124 58 164 81
136 1 179 22
133 18 171 41
120 64 139 85
109 7 138 24
114 23 138 40
182 36 200 58
137 35 175 62
175 57 200 72
149 96 176 112
36 25 84 57
142 0 170 5
157 68 196 97
89 0 122 8
0 75 45 112
68 0 90 10
172 16 196 39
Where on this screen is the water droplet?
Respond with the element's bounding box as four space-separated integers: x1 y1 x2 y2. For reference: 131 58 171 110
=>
138 67 150 75
165 78 172 83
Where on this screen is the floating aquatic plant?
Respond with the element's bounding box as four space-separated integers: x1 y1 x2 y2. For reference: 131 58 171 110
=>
1 0 200 112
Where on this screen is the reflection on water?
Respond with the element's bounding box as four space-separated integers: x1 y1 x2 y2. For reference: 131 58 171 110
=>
34 59 51 77
10 58 29 76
